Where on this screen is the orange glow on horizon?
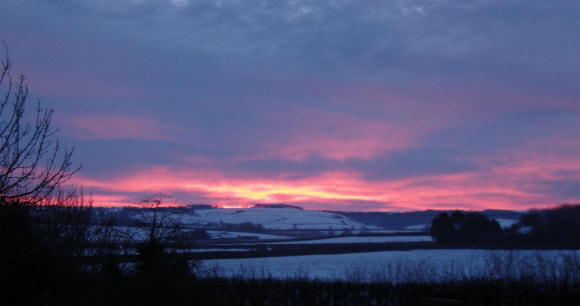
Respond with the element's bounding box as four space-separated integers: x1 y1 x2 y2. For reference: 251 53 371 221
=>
70 153 580 211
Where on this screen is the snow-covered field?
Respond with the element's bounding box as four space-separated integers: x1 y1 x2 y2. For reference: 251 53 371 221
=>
207 230 292 240
89 226 294 242
265 235 433 245
365 229 427 234
199 249 580 283
404 224 427 230
85 247 255 256
181 248 254 253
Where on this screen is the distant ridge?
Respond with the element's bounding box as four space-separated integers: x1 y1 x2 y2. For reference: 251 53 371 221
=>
252 203 304 210
186 204 216 210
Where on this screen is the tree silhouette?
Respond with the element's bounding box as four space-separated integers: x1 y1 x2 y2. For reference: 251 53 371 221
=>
0 47 86 305
431 211 501 243
0 45 79 203
135 194 191 278
516 205 580 244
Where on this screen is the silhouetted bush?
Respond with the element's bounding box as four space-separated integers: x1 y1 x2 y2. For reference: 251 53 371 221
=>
0 195 92 305
206 221 266 232
135 238 191 279
514 205 580 245
431 211 502 243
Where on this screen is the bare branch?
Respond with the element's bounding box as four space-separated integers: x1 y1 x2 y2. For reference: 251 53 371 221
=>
0 47 80 203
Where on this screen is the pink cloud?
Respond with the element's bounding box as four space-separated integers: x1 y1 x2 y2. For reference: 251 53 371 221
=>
259 106 424 161
86 193 186 208
71 157 580 211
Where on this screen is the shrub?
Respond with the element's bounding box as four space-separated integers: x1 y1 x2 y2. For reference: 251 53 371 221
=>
431 211 501 243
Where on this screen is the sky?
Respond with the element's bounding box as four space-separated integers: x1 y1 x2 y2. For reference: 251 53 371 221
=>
1 0 579 211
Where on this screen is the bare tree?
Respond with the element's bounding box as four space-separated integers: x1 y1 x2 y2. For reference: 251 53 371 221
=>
0 45 79 203
142 194 164 243
135 194 192 277
136 193 186 243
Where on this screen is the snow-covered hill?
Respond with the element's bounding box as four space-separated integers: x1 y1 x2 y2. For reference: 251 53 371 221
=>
161 207 379 230
125 207 519 232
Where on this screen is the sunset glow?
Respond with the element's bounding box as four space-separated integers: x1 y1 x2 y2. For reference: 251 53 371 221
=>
3 1 579 211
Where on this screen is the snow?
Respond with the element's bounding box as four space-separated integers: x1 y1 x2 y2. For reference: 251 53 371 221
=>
266 235 433 245
363 229 425 234
207 230 292 240
199 249 580 283
182 248 253 253
177 208 378 230
85 247 254 256
495 218 518 228
90 225 295 242
404 224 427 230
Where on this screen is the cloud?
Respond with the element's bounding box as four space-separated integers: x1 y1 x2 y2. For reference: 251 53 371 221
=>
61 114 184 141
6 0 578 78
2 0 580 211
21 67 145 100
354 147 480 181
70 155 580 211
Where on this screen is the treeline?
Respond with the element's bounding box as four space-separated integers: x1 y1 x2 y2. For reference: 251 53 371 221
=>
517 205 580 243
339 209 520 230
204 221 267 233
430 205 580 247
430 210 502 243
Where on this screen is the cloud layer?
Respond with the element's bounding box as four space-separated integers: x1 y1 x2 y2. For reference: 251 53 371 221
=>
1 0 579 210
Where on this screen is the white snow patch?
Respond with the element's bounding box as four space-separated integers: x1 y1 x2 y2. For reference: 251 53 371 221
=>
495 218 518 229
207 230 292 240
405 224 427 230
267 235 433 245
185 248 253 253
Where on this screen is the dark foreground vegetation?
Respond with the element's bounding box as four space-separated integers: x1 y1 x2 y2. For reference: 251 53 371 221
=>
6 272 580 306
3 195 580 305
